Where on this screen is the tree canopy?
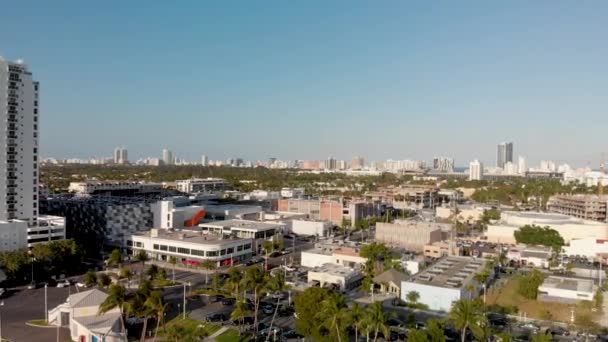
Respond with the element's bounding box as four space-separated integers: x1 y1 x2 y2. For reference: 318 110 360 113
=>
514 225 564 251
517 269 545 300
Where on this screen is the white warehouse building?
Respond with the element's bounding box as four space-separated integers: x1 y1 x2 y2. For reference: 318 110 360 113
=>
401 257 490 311
289 219 333 237
538 276 596 303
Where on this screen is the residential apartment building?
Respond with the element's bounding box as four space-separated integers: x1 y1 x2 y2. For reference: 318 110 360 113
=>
277 198 343 225
469 160 483 180
497 142 513 168
547 194 608 223
68 180 162 197
0 59 65 249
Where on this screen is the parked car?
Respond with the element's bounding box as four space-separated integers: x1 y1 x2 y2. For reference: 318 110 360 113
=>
260 326 281 337
519 322 540 333
270 291 287 300
232 316 255 325
278 306 295 317
56 280 71 288
262 304 274 315
208 295 224 303
282 329 303 339
221 298 236 306
546 326 569 336
27 281 37 289
76 282 89 288
206 313 227 322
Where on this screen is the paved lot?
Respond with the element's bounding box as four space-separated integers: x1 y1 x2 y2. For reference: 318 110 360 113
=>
1 286 72 342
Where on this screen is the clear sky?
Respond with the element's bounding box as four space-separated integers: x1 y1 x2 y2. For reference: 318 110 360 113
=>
2 1 607 166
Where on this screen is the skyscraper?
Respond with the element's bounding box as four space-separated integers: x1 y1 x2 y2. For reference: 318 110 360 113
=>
351 156 365 170
0 59 65 250
518 156 527 175
433 156 455 172
201 154 209 166
497 142 513 168
114 146 128 165
162 148 173 165
469 160 483 180
0 59 38 225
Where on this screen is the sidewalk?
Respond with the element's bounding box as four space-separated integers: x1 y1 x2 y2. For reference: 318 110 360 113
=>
204 326 229 341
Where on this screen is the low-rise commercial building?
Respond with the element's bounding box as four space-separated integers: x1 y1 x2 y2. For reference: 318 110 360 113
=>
48 288 126 342
401 257 490 311
375 221 443 251
485 211 608 244
423 241 459 259
278 198 343 225
28 215 66 247
132 228 254 267
307 263 364 291
289 219 333 237
538 276 596 303
506 245 552 268
373 269 409 297
280 188 305 198
436 205 485 224
199 219 285 256
562 237 608 262
175 178 231 194
301 245 367 268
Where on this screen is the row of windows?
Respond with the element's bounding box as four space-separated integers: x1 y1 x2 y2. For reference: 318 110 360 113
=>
151 243 252 256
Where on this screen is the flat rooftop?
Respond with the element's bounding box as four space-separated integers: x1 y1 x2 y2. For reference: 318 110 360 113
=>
407 256 487 289
309 263 362 279
201 219 282 231
134 229 243 245
540 276 594 293
203 204 262 213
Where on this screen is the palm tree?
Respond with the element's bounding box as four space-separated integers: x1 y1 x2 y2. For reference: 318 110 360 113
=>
266 272 289 338
241 265 268 333
448 299 485 342
200 259 216 285
134 250 149 268
466 284 476 300
349 302 366 342
366 301 390 342
317 291 348 342
230 297 251 336
98 283 128 335
144 291 167 342
107 249 124 269
168 256 178 282
225 266 243 298
406 291 420 305
146 264 160 280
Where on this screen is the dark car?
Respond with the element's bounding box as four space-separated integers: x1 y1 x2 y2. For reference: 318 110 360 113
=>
232 316 254 325
208 295 224 303
487 313 508 328
546 326 569 336
282 329 303 339
206 313 227 322
278 306 295 317
221 298 236 306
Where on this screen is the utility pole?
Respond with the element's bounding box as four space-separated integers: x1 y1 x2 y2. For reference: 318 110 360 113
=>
44 284 48 322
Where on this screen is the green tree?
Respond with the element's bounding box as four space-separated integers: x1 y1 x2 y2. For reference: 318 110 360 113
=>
144 291 167 341
517 269 545 299
367 301 390 342
427 319 446 342
496 333 513 342
241 265 268 333
448 299 485 342
317 291 349 342
481 209 501 223
230 297 251 335
134 250 149 268
531 333 552 342
97 273 112 288
107 249 124 268
98 283 128 332
408 329 429 342
514 225 564 252
294 287 338 339
406 291 420 304
200 259 216 285
348 302 366 342
160 319 208 342
146 264 160 280
168 256 178 282
225 266 243 298
84 271 97 287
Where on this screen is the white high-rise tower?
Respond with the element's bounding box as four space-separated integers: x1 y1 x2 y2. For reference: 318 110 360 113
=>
162 148 173 165
0 59 65 250
201 154 209 166
469 160 484 180
518 156 527 175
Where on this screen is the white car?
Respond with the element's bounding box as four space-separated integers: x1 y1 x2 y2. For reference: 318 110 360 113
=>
76 282 88 288
56 280 71 288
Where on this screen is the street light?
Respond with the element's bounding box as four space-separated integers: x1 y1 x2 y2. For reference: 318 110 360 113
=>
0 300 4 342
183 281 191 320
44 283 48 323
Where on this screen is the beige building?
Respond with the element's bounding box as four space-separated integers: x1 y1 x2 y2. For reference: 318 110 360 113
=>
436 205 485 223
373 268 409 297
547 194 608 223
376 221 444 251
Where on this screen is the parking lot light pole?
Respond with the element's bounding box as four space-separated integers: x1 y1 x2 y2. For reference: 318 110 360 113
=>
44 283 48 323
0 300 4 341
183 282 191 320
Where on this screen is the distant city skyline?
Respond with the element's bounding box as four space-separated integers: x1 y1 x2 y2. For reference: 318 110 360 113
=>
2 2 607 166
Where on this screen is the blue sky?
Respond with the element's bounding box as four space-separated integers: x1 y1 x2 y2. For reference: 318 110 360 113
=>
2 1 607 166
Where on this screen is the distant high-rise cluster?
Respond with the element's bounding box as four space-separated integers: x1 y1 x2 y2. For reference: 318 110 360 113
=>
468 160 483 180
433 156 454 172
162 148 173 165
113 146 128 165
497 142 513 168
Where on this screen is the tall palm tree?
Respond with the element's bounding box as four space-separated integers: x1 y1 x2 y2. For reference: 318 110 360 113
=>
317 291 348 342
241 265 268 333
168 256 178 282
349 302 366 342
145 291 167 342
98 283 128 336
366 301 389 342
448 299 485 342
134 250 149 268
266 272 289 340
230 297 251 336
200 259 216 285
406 291 420 305
225 266 243 298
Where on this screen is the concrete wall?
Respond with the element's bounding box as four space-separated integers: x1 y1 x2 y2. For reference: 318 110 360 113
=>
291 220 332 236
376 222 442 251
301 252 334 268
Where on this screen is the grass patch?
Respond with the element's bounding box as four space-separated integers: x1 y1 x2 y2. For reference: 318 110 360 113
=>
27 319 50 326
486 275 599 323
151 278 177 288
215 329 253 342
160 317 221 337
